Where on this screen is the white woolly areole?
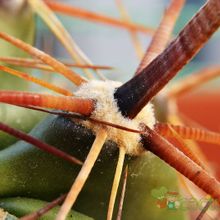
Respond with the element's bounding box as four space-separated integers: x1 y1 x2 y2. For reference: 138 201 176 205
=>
0 208 7 220
75 80 156 156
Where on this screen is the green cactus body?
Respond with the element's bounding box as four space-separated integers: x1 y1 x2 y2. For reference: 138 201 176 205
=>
0 197 93 220
0 115 187 219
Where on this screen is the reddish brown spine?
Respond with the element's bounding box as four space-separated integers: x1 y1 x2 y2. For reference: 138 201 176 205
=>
142 126 220 203
135 0 185 74
20 194 67 220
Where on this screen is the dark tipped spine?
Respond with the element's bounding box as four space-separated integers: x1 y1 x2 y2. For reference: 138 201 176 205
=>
114 0 220 118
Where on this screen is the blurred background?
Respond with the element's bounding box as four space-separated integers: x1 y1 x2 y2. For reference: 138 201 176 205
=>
37 0 220 83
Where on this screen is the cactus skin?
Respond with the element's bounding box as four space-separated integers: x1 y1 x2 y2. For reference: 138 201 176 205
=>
0 197 93 220
0 115 186 219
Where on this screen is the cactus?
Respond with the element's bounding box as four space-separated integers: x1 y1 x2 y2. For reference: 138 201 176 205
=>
0 1 220 219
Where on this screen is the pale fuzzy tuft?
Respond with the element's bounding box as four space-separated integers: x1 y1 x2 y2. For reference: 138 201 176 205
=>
75 80 156 155
0 208 7 220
